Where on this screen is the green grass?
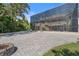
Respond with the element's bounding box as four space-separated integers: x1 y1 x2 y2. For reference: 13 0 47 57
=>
43 41 79 56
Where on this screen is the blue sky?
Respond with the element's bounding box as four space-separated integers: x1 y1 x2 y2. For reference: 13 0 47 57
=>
25 3 64 22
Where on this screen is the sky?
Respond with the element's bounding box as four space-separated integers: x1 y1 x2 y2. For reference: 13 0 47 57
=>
25 3 64 22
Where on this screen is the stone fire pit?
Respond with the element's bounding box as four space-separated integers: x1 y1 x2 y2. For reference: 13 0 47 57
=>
0 43 16 56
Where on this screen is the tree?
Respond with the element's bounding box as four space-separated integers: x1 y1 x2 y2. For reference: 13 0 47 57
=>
0 3 30 33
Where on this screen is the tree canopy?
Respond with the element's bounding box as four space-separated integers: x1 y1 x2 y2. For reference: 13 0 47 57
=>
0 3 30 33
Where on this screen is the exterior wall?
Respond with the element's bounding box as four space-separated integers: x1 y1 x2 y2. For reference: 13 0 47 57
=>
78 4 79 32
78 18 79 32
71 3 78 32
31 3 78 32
78 24 79 32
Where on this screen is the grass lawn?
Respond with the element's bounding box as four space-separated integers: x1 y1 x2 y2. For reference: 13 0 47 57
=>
43 41 79 56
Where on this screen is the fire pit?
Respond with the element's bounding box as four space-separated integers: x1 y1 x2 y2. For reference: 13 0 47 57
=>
0 43 16 56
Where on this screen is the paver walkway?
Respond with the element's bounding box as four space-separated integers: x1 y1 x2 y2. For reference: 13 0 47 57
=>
0 31 79 56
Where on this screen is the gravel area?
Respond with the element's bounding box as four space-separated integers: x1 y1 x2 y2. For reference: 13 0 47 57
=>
0 31 79 56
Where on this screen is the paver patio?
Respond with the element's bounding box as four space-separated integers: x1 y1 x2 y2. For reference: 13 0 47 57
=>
0 31 79 56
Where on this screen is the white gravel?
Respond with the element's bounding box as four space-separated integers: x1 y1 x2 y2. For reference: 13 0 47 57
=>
0 31 79 56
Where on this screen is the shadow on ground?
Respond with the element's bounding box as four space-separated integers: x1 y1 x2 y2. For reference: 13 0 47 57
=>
0 31 37 37
9 47 18 56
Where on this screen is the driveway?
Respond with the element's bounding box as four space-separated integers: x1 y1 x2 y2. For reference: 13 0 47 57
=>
0 31 79 56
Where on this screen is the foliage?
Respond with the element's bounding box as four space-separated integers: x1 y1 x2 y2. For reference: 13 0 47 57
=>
0 3 30 33
43 42 79 56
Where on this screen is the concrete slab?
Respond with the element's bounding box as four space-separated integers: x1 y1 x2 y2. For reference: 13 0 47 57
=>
0 31 79 56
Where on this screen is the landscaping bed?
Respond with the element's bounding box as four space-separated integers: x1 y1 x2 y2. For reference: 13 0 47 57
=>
0 43 16 56
44 41 79 56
